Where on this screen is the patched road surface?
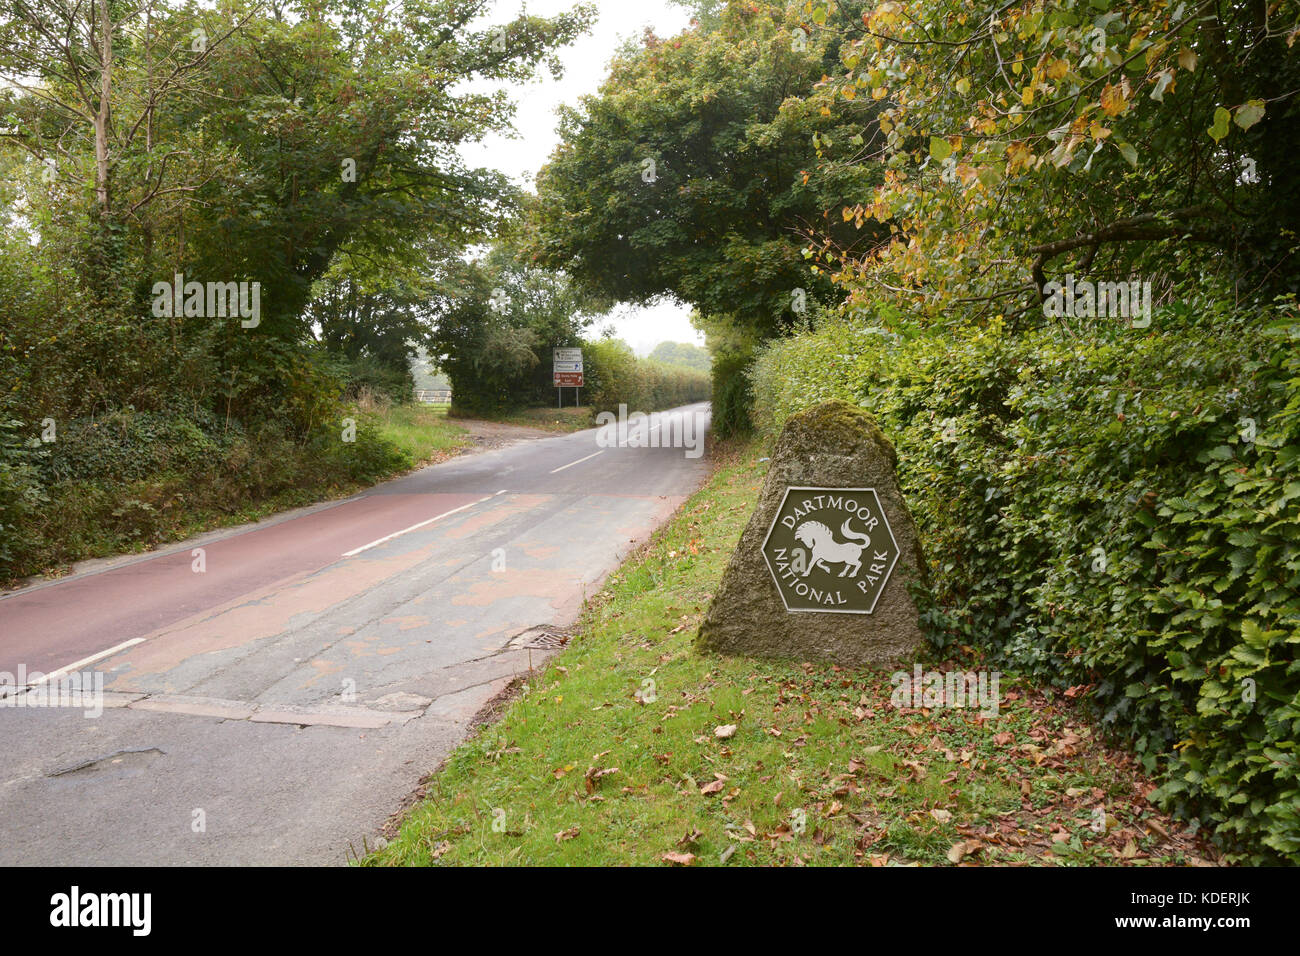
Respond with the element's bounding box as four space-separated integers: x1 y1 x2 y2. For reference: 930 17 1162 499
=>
0 403 711 864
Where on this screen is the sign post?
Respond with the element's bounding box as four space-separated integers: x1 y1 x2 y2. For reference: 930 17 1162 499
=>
553 348 584 407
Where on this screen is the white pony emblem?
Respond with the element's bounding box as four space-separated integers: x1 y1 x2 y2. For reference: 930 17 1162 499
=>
793 519 871 578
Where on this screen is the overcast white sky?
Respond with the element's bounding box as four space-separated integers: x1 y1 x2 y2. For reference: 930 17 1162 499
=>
461 0 703 355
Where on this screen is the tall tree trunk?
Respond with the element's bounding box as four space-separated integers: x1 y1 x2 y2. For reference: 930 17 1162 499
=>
94 0 112 217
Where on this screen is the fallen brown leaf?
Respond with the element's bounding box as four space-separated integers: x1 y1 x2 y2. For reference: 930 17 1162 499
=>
947 839 982 864
700 774 728 796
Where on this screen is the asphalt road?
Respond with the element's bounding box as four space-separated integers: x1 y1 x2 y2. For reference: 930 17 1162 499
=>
0 402 712 865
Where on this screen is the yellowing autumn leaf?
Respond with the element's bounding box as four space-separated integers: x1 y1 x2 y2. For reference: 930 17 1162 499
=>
1007 141 1034 170
1145 41 1168 68
1099 79 1131 117
1208 106 1231 141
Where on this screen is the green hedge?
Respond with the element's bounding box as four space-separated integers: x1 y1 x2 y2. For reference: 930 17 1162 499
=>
709 347 755 439
749 301 1300 864
582 338 711 415
0 408 408 583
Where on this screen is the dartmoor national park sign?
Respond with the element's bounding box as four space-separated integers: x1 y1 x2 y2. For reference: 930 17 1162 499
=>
763 486 900 614
698 400 925 667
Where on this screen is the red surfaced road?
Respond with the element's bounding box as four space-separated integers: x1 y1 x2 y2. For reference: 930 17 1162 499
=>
0 492 483 675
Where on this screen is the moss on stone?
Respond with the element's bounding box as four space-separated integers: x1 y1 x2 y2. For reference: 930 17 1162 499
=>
776 399 897 468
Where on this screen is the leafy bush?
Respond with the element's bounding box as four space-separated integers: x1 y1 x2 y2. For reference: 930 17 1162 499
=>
39 409 227 484
712 370 751 438
338 355 414 406
749 301 1300 864
0 420 48 570
0 406 411 583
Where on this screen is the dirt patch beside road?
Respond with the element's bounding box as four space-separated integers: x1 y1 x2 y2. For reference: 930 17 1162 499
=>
451 416 574 451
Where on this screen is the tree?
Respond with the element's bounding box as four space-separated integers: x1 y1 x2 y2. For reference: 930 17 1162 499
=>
0 1 253 218
0 0 596 421
648 341 711 372
305 273 432 402
172 0 597 339
532 0 881 342
802 0 1300 327
427 242 609 413
0 0 262 299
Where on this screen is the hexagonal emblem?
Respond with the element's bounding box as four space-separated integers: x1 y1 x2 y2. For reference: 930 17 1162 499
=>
762 487 900 614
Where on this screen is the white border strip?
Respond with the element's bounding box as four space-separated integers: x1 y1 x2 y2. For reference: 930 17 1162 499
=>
341 490 507 558
5 638 147 697
550 451 603 474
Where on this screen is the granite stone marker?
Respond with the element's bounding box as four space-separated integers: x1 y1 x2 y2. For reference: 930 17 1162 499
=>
697 400 926 667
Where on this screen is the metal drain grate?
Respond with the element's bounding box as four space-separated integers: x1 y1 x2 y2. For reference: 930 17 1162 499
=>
509 626 571 650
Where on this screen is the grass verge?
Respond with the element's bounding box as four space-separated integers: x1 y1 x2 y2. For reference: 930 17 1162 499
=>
367 440 1216 867
372 402 472 464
